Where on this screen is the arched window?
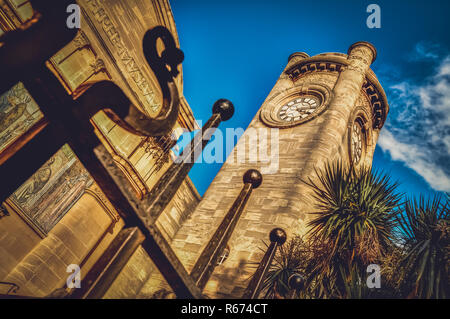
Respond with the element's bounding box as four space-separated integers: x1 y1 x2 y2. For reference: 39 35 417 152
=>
350 118 366 165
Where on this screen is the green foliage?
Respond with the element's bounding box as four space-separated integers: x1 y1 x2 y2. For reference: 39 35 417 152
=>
396 196 449 298
303 161 401 298
254 161 449 299
339 266 372 299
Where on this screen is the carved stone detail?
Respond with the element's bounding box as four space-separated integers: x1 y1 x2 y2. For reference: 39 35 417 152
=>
286 61 343 80
85 184 120 223
73 31 90 50
0 204 9 219
110 154 148 199
90 58 106 74
362 80 386 129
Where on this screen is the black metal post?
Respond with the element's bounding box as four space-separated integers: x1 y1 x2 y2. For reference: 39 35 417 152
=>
190 169 262 290
242 228 287 299
144 99 234 222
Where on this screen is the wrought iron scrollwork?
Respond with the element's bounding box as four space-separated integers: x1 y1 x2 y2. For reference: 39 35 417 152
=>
0 2 183 138
0 0 78 90
0 0 236 299
95 26 184 137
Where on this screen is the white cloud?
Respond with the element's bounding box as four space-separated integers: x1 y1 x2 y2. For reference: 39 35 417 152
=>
409 42 441 61
438 57 450 76
378 45 450 192
378 129 450 192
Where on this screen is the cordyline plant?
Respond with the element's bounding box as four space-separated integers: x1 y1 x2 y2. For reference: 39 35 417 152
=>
302 161 402 298
254 162 448 299
395 196 449 299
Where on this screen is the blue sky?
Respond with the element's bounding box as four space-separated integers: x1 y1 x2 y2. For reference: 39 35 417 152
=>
170 0 450 198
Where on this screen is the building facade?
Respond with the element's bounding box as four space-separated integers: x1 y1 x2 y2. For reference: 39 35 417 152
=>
0 0 200 298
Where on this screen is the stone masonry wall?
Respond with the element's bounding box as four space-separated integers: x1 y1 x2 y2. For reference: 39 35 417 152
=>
171 43 382 298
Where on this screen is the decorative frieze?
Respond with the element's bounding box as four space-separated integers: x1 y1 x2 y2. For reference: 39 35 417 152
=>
362 80 386 129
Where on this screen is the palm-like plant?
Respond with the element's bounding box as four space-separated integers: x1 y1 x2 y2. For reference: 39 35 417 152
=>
396 196 449 299
304 161 402 298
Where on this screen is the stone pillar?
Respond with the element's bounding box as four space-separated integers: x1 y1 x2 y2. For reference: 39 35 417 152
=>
310 42 376 162
337 41 376 112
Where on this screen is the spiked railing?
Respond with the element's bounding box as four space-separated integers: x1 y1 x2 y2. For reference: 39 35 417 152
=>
242 228 287 299
190 169 262 290
138 99 234 223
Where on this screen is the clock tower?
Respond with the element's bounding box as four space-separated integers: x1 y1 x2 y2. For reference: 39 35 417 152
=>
171 42 389 298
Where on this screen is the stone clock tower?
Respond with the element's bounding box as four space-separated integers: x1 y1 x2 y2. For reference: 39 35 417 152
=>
171 42 389 298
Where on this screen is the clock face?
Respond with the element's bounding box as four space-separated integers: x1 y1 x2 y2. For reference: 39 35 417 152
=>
351 121 363 164
278 96 319 122
260 85 331 128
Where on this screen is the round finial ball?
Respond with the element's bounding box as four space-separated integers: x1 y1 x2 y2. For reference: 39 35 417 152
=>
212 99 234 121
243 169 262 188
288 273 305 291
269 228 287 245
